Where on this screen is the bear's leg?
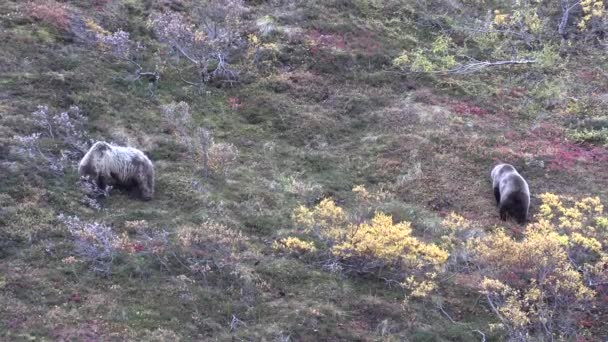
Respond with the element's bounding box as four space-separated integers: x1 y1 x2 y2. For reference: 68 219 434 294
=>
499 205 508 221
493 187 501 205
97 176 106 190
135 167 153 201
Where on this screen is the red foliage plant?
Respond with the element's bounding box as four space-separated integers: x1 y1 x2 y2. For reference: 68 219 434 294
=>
227 97 242 110
451 101 489 116
92 0 110 10
531 122 564 140
496 122 608 171
27 1 70 31
548 142 608 171
503 130 519 140
347 29 381 57
306 30 348 56
305 29 381 58
577 69 598 83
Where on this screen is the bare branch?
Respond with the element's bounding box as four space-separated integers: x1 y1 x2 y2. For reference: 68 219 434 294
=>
473 329 486 342
445 59 537 74
436 300 460 325
180 77 204 87
230 314 246 331
558 1 582 37
174 44 200 66
588 280 608 287
436 298 488 342
454 26 528 39
388 59 537 76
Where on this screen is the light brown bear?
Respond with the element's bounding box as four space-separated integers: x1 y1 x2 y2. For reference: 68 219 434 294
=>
491 163 530 224
78 141 155 200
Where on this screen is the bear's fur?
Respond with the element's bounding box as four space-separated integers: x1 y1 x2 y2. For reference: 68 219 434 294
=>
491 163 530 224
78 141 155 200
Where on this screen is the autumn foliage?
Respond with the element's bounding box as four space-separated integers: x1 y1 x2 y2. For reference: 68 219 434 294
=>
280 190 608 339
27 1 70 31
285 187 448 298
468 193 608 340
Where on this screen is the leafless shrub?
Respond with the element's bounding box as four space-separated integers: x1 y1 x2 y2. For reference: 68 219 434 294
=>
13 133 43 159
76 19 159 95
161 101 194 148
160 100 237 177
77 175 112 210
274 332 291 342
208 142 238 177
149 0 247 87
161 100 239 177
59 215 171 275
321 259 344 274
13 105 88 175
230 314 247 331
95 30 138 60
59 214 119 275
279 174 322 200
256 15 277 36
195 127 214 176
31 105 88 152
175 220 247 278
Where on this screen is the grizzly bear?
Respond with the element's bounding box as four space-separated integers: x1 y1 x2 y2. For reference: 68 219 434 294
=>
491 163 530 224
78 141 155 200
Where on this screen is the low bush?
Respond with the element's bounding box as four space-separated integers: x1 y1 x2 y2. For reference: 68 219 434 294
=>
12 105 88 176
468 193 608 340
286 186 448 298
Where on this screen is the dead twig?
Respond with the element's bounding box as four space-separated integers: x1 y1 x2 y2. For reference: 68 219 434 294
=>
445 59 537 74
558 0 582 38
230 314 246 331
436 298 488 342
473 329 487 342
387 59 537 75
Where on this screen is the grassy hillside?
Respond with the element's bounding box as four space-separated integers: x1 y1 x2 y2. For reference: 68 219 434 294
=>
1 0 608 340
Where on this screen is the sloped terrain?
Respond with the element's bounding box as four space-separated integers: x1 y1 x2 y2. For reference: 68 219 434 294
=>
1 0 608 340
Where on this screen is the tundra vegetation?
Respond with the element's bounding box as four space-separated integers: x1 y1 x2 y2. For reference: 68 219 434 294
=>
1 0 608 340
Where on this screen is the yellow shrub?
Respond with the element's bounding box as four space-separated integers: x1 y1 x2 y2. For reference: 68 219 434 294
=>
392 53 410 67
525 11 541 33
493 10 509 26
576 196 603 214
570 232 602 253
596 216 608 230
332 212 447 266
578 0 605 30
471 193 608 338
273 237 316 254
442 212 470 231
404 273 439 298
84 18 109 36
176 221 243 249
352 184 369 200
292 198 348 240
291 196 447 299
536 193 607 251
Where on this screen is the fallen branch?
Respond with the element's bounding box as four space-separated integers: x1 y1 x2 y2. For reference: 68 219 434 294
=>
454 26 528 39
436 300 460 325
386 59 537 76
435 299 488 342
558 0 582 37
444 59 537 74
473 329 486 342
174 44 200 66
230 314 246 331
